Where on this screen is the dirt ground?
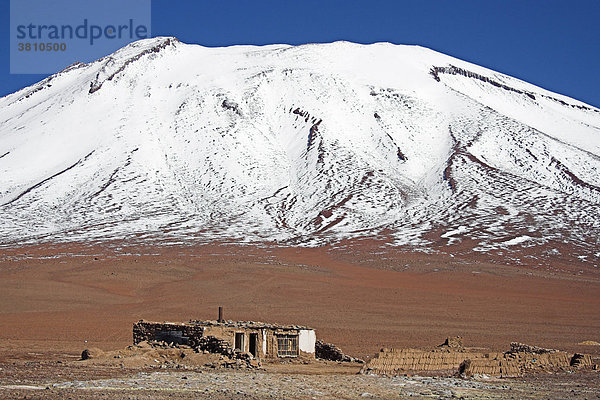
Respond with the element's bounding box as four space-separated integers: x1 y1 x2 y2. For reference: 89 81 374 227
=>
0 242 599 398
1 360 600 399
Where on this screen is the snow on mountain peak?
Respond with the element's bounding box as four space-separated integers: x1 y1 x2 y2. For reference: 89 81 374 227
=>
0 38 599 264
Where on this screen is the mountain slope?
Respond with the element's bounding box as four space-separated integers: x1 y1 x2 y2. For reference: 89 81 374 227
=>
1 37 599 264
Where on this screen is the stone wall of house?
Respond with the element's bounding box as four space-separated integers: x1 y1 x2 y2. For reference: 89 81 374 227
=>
132 321 205 347
133 321 316 360
271 328 316 360
197 335 234 357
203 325 266 358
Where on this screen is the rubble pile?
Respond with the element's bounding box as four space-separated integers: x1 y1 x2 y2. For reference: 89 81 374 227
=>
315 340 362 363
440 336 463 348
509 342 559 354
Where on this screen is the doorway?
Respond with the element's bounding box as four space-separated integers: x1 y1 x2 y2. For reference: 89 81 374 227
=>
235 332 244 352
249 333 258 357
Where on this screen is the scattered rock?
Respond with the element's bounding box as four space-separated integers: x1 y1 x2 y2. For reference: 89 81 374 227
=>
509 342 559 354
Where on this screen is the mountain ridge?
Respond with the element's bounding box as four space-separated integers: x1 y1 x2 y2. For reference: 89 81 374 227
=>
1 37 599 266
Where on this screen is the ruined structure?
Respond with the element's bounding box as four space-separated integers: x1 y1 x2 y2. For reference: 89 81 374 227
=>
133 309 316 360
361 338 596 378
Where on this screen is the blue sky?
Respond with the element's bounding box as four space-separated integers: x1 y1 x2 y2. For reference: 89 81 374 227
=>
1 0 599 107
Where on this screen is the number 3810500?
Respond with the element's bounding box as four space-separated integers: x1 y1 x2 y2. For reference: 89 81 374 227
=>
18 42 66 52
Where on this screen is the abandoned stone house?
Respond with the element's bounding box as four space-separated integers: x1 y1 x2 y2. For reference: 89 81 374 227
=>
133 309 316 359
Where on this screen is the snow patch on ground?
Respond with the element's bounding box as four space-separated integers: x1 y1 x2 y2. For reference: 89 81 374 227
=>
501 236 533 246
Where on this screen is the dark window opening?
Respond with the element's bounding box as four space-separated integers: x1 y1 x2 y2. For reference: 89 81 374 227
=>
277 334 298 357
156 330 189 345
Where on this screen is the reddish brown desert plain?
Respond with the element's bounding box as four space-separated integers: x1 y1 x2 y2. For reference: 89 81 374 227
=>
1 241 599 399
1 241 599 359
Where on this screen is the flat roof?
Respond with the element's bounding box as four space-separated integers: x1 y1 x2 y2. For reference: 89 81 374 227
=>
138 319 314 331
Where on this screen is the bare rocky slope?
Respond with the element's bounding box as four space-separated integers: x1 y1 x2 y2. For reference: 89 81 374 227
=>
1 37 599 264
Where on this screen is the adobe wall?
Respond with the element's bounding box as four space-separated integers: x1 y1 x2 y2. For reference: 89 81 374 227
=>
362 348 490 375
460 351 576 377
191 325 315 359
203 325 266 357
362 344 595 378
262 328 315 359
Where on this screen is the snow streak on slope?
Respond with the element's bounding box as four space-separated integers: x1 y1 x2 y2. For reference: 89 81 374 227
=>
0 37 599 262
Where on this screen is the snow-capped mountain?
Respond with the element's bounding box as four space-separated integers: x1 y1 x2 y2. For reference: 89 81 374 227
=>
1 37 599 261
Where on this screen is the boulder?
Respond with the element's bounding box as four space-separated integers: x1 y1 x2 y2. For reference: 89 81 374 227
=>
81 348 104 360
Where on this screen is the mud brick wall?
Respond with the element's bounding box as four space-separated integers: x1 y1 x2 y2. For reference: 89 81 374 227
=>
361 341 596 378
512 351 571 369
133 321 205 347
461 351 573 377
361 348 489 375
460 358 521 378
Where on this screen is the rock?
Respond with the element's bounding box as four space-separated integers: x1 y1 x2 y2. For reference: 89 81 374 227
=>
80 348 103 360
440 336 463 349
570 353 593 368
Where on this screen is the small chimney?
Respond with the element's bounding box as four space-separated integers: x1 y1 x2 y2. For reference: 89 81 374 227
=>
218 306 224 323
